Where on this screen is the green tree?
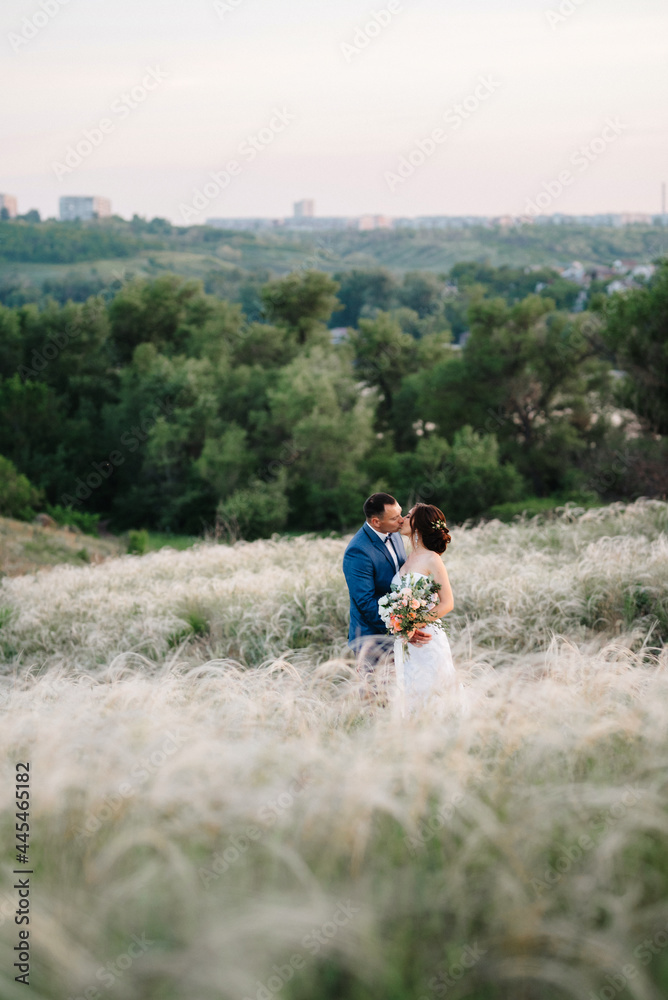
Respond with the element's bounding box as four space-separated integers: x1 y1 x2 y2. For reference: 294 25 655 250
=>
107 345 221 531
268 346 376 528
398 271 445 318
0 219 146 264
348 313 420 433
261 271 340 345
0 455 43 520
418 295 611 495
0 305 22 374
330 268 398 328
601 261 668 434
216 469 289 541
449 261 581 308
195 423 254 500
350 312 453 447
109 275 223 363
227 321 298 369
367 427 525 522
0 376 63 489
16 297 116 414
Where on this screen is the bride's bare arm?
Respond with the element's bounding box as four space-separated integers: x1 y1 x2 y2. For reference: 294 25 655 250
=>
428 554 454 618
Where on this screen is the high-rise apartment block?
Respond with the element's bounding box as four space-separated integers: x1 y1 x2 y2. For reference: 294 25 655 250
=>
59 196 112 221
293 199 315 218
0 194 18 218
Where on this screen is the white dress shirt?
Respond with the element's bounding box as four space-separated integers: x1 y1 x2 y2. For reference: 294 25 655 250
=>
368 524 400 573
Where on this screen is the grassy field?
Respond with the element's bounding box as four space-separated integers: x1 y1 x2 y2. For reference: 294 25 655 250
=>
0 500 667 999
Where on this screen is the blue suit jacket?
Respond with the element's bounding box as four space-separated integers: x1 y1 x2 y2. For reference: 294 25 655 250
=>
342 523 407 644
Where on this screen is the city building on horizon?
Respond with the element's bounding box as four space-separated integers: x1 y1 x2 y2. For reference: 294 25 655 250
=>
59 196 112 221
0 194 18 219
358 214 392 230
206 217 283 232
531 211 655 228
207 214 390 232
206 207 665 234
293 199 315 218
393 215 491 229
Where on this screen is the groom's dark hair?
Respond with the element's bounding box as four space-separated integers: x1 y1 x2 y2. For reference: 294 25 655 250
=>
364 492 398 520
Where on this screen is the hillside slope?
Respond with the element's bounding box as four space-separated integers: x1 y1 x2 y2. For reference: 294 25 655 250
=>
1 222 664 300
0 515 123 577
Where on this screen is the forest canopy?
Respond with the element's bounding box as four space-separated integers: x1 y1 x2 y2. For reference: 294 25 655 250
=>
0 260 666 536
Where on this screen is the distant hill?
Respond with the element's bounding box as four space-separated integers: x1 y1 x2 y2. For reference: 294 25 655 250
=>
1 217 665 308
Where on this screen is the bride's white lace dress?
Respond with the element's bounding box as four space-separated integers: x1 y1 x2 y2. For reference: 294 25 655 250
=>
391 571 460 716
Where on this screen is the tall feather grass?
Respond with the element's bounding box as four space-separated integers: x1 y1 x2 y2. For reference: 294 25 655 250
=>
1 499 666 673
0 499 667 1000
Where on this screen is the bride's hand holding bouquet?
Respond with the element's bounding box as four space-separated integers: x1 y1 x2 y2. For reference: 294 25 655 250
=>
378 572 446 648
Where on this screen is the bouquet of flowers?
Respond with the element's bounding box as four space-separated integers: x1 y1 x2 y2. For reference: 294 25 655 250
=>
378 572 447 647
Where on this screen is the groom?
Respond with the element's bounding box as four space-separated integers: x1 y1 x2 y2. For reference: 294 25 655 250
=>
343 493 430 683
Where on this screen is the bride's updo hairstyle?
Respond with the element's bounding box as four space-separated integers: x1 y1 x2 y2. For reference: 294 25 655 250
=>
410 503 451 554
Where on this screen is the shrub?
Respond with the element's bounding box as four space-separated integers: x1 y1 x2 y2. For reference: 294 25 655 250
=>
167 610 211 648
0 455 43 521
372 427 527 524
216 471 289 541
46 503 101 536
127 529 149 555
485 492 601 522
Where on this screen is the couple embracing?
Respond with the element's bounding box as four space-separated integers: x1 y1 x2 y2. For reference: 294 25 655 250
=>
343 493 458 713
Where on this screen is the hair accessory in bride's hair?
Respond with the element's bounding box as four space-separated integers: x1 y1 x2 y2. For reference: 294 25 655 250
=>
432 518 447 531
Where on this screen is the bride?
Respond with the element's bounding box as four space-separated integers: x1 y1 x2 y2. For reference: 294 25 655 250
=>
391 503 458 715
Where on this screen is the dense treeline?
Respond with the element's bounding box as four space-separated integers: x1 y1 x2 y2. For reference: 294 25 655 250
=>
330 262 584 332
0 220 151 264
0 215 272 268
0 262 665 536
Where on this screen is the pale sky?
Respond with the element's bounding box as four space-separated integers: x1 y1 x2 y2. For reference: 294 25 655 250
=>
2 0 666 223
